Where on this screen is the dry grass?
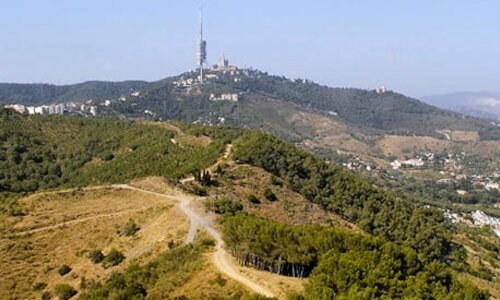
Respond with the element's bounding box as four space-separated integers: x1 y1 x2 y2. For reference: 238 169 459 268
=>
453 233 500 299
211 164 362 232
378 135 500 158
0 188 188 299
450 131 480 142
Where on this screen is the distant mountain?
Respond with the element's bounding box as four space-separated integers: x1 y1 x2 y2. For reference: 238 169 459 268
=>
1 70 499 142
421 92 500 120
0 81 149 105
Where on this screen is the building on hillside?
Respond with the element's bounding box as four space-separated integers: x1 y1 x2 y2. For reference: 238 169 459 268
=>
375 86 388 94
5 104 26 114
209 93 239 102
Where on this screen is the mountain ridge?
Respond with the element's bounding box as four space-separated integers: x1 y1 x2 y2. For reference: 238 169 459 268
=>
1 69 499 142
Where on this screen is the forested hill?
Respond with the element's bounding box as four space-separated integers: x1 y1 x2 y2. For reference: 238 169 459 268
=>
0 81 150 105
1 70 499 140
0 108 493 297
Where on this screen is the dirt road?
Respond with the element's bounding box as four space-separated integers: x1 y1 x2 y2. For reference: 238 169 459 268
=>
112 184 275 298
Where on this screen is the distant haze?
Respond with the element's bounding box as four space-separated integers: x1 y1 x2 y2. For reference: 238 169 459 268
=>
421 92 500 120
1 1 500 97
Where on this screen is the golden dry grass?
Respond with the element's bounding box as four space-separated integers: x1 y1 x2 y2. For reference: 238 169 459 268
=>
378 135 500 158
0 188 189 299
210 164 362 232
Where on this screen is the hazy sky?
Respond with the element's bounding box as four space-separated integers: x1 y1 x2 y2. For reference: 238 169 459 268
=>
1 0 499 97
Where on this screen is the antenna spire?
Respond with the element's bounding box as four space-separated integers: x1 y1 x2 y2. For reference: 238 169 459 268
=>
197 7 207 85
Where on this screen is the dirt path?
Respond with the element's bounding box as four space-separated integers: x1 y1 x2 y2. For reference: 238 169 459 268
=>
12 207 146 236
112 184 275 298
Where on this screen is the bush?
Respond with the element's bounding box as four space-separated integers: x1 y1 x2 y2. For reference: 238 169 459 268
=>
32 282 47 291
99 152 114 161
58 264 72 276
121 219 139 236
41 291 51 300
206 197 243 215
190 185 207 196
88 250 104 264
54 284 77 300
102 249 125 268
263 188 277 202
247 194 260 204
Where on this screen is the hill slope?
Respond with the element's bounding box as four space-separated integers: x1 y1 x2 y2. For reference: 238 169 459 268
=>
0 110 496 298
2 70 499 140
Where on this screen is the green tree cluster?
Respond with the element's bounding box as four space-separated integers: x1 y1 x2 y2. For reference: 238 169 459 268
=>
232 132 451 262
223 213 488 299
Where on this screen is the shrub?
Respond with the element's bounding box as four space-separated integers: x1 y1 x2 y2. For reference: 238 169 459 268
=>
32 282 47 291
88 250 105 264
58 264 72 276
121 219 139 236
247 194 260 204
102 249 125 268
99 152 114 161
167 240 176 249
191 185 207 196
54 284 77 300
206 197 243 215
41 291 51 300
263 188 277 202
270 175 282 186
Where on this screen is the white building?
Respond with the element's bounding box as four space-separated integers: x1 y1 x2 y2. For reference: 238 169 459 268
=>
209 93 239 102
5 104 26 114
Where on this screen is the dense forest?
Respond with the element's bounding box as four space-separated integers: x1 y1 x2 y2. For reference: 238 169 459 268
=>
0 107 236 202
223 214 488 299
232 131 453 262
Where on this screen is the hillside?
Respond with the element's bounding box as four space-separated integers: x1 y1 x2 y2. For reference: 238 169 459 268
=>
0 81 150 105
1 70 499 140
0 110 497 298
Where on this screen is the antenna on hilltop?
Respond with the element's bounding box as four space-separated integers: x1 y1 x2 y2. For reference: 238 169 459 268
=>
197 6 207 85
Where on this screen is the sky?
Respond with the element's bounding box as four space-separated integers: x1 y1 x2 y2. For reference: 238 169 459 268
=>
0 0 499 97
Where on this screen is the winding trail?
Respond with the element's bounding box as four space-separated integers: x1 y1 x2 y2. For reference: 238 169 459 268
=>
12 143 275 298
112 184 275 298
12 208 146 236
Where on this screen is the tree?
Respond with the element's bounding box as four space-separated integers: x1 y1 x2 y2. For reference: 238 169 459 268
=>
58 264 72 276
54 284 77 300
121 219 139 236
263 188 277 201
102 249 125 268
88 250 105 264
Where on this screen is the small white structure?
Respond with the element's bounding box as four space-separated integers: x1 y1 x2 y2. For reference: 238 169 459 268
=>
391 160 402 169
375 86 388 94
5 104 26 114
209 93 239 102
471 210 500 237
485 182 499 191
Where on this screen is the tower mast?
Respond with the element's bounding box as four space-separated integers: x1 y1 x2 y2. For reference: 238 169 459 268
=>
197 8 207 85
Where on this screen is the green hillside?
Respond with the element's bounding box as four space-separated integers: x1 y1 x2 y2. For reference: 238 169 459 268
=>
2 70 499 140
0 81 149 105
0 108 495 298
0 106 236 201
